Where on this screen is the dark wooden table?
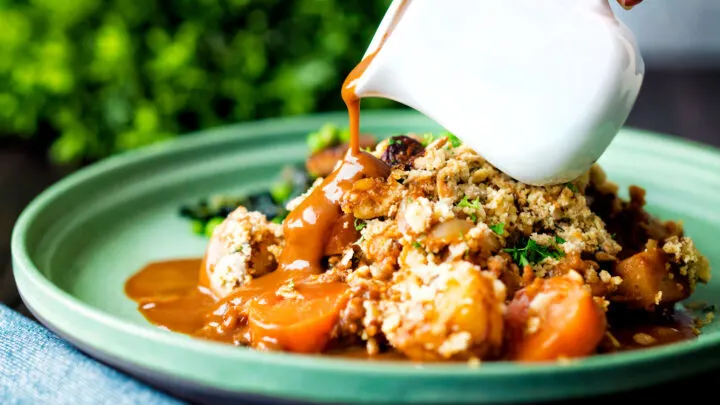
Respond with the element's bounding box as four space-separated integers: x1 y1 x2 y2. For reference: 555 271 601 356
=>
2 69 719 403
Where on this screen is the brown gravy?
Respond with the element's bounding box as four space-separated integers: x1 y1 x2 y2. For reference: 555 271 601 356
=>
126 258 350 351
600 308 698 353
126 258 698 359
125 258 215 336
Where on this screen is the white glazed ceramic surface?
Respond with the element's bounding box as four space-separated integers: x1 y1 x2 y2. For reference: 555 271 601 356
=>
353 0 645 186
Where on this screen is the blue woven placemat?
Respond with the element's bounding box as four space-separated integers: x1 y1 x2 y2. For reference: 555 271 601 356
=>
0 304 185 405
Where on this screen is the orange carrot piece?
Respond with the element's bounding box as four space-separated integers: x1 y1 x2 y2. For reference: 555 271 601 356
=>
248 281 349 353
505 274 607 362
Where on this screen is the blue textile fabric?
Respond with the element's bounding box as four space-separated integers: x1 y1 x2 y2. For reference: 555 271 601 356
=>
0 304 185 405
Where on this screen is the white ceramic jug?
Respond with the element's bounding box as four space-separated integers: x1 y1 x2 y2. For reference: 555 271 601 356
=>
351 0 645 185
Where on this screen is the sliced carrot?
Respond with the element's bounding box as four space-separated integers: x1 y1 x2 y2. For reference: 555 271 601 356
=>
505 273 607 362
248 281 349 353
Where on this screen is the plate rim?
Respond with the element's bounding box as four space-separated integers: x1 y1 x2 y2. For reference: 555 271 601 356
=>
10 110 720 396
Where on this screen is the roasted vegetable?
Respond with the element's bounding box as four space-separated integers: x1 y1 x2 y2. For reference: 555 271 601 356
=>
612 247 689 310
505 273 607 362
381 135 425 169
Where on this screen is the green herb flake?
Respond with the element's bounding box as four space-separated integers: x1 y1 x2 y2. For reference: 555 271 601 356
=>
565 182 579 193
458 196 482 223
354 218 366 231
412 241 422 249
504 236 565 267
457 195 482 210
555 236 566 244
490 222 505 235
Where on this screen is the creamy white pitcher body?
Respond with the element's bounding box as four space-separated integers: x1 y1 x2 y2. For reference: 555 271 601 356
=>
349 0 645 185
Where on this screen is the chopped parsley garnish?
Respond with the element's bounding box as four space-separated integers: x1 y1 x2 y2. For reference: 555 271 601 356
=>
504 237 565 267
490 222 505 235
412 241 422 249
555 236 566 244
565 182 579 193
354 218 366 231
457 195 481 210
458 196 481 222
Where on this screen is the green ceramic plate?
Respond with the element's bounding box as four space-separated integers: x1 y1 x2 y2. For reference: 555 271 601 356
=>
11 110 720 404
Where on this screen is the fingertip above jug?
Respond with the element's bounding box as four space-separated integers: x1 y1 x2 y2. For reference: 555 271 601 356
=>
348 0 645 185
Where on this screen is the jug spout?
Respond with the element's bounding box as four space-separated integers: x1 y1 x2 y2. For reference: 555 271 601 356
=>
352 0 644 186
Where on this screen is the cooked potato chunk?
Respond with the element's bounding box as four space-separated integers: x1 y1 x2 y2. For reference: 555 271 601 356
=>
378 260 506 361
612 247 688 310
203 206 284 297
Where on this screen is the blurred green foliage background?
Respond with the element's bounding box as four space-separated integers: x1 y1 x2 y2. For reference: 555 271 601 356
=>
0 0 395 165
